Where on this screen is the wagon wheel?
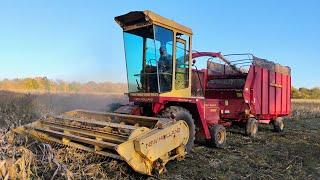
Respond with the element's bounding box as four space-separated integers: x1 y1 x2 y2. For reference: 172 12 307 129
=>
273 117 284 132
245 118 258 138
208 124 227 148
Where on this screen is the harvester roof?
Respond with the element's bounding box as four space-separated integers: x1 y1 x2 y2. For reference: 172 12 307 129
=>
114 10 193 35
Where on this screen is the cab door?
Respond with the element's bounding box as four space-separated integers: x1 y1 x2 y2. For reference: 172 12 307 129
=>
160 33 191 98
175 38 189 90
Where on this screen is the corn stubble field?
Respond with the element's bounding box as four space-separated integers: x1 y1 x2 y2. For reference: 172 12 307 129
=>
0 91 319 179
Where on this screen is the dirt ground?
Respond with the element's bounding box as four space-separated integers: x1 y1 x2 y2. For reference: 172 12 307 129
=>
0 91 319 179
163 118 320 179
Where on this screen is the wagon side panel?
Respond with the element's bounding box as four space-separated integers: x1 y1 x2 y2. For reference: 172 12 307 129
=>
254 66 262 115
262 68 269 115
269 72 276 115
281 74 288 115
275 72 282 114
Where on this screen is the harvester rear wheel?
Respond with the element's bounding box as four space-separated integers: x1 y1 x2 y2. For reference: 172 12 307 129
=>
245 118 258 138
209 125 226 148
273 117 284 132
159 106 195 153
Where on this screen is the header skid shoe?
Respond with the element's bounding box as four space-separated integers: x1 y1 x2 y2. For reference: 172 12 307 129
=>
13 109 190 175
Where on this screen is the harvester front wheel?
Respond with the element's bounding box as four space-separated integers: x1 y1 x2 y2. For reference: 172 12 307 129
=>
107 103 123 112
273 117 284 132
245 118 258 138
209 125 226 148
159 106 195 153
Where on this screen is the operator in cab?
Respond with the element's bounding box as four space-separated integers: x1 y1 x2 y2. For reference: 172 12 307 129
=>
158 46 172 92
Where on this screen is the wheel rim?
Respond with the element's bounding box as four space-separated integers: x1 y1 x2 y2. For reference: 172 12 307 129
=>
252 124 257 134
279 121 284 130
217 130 225 144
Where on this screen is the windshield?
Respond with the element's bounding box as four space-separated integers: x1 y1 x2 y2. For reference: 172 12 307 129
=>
123 25 173 93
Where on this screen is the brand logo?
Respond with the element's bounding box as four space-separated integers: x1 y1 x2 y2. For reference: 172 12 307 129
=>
145 127 181 149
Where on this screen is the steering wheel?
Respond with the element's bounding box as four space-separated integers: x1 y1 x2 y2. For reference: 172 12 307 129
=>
147 59 157 66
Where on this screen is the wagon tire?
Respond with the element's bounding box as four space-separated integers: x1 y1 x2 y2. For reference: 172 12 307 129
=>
245 118 258 138
208 125 227 148
159 106 195 153
273 117 284 132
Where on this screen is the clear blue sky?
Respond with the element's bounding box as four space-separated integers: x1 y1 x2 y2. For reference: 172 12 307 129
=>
0 0 319 87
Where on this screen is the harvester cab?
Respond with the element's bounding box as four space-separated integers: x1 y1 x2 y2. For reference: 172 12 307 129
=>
115 10 193 98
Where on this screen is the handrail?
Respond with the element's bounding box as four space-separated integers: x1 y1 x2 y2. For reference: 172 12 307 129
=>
191 51 258 74
192 52 242 73
134 72 172 77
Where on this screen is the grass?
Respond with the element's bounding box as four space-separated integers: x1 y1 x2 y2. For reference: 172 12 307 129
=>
0 92 320 179
291 99 320 119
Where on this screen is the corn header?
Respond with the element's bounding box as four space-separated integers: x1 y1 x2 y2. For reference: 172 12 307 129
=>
14 110 189 175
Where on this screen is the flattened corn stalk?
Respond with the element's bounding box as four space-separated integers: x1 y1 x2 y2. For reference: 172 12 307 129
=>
0 131 135 180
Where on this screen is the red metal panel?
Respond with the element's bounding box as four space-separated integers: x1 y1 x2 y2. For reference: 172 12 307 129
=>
196 99 212 139
269 72 276 114
243 66 254 104
258 119 271 124
254 67 262 114
281 75 287 114
287 76 291 114
262 68 269 115
205 99 220 125
220 99 246 119
276 73 282 114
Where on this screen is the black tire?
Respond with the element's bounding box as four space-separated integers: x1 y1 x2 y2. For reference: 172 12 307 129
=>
245 118 258 138
106 103 123 112
159 106 195 153
273 117 284 132
209 125 226 148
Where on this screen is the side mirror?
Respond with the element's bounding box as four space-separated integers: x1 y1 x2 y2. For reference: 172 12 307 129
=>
192 59 196 66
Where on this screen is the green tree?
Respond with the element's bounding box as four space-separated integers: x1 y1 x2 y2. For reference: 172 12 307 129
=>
37 77 51 91
25 79 39 90
69 82 81 92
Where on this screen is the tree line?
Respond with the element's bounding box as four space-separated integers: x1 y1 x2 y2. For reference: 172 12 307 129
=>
292 87 320 99
0 77 319 98
0 77 127 94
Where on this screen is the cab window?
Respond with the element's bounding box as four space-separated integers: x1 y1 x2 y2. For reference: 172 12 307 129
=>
175 34 190 89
